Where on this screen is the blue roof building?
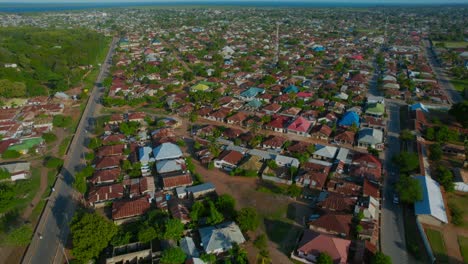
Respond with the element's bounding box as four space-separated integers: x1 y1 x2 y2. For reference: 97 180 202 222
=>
247 99 262 109
153 143 183 161
410 103 428 112
312 45 325 52
414 175 448 224
240 87 264 99
283 85 299 94
338 111 360 127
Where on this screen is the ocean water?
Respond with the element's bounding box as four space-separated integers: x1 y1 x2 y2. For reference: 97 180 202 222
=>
0 1 446 13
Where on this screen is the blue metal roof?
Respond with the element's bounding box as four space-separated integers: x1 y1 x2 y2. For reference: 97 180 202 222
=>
338 111 360 127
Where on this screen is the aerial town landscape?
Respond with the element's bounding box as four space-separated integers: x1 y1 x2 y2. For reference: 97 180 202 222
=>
0 1 467 264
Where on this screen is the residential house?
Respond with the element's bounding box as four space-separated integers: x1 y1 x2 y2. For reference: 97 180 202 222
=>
357 128 383 150
316 192 357 213
168 199 191 224
288 116 313 137
310 124 332 141
265 115 291 133
291 230 351 264
263 103 282 115
239 87 265 101
176 182 216 199
94 156 125 171
262 135 287 151
338 111 360 127
312 145 338 162
349 154 382 182
296 160 332 189
153 143 183 161
112 196 150 225
214 150 244 171
89 168 121 185
334 131 355 145
0 161 30 181
308 213 353 238
199 222 246 254
88 183 125 207
226 112 249 126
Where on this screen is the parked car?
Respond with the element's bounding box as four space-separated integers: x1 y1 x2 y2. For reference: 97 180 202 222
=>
393 193 399 204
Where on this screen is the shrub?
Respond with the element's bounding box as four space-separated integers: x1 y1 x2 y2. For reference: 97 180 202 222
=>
2 149 21 159
42 132 57 143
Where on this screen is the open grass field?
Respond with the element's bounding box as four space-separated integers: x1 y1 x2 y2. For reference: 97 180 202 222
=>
434 41 468 49
426 228 449 263
447 192 468 228
459 236 468 264
58 135 72 156
450 79 468 92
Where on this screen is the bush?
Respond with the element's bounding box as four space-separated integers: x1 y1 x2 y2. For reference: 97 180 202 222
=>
52 115 72 128
236 207 259 232
2 149 21 159
160 247 186 264
449 202 463 226
42 132 57 143
44 156 64 169
4 225 33 246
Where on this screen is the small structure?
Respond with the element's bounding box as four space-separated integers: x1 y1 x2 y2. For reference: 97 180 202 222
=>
0 161 31 181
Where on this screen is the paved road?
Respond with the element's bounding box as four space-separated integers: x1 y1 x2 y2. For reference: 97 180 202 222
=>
366 58 414 263
423 39 463 104
21 36 118 264
380 101 415 264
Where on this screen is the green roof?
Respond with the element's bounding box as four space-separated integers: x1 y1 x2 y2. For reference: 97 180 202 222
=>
191 83 210 91
366 103 385 115
8 138 43 151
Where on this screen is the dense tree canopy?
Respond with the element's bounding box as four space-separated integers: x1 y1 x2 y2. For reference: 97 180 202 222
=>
70 211 118 263
317 252 333 264
392 152 419 173
0 27 108 97
371 251 392 264
395 175 423 204
236 207 259 232
160 247 186 264
449 101 468 128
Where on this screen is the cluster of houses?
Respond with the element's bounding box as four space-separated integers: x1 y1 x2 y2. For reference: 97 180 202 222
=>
0 95 70 156
85 114 250 264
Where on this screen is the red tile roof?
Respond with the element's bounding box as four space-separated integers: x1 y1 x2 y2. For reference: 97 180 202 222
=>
217 150 244 165
363 179 380 199
297 230 351 264
162 173 193 189
112 196 150 220
288 116 312 133
94 156 125 170
96 144 126 157
88 183 124 204
309 213 353 237
317 193 357 212
89 168 121 185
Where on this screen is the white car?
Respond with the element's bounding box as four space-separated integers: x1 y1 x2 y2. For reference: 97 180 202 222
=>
393 193 399 204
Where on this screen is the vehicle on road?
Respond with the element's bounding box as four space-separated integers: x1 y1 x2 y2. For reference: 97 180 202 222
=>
393 193 399 204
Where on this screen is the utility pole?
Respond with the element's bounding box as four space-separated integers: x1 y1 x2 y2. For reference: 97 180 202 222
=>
275 22 280 67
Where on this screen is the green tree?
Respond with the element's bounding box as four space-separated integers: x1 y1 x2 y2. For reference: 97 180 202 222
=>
87 137 102 149
200 253 216 263
400 129 414 142
429 143 443 161
392 152 419 173
4 224 33 246
207 201 224 225
216 194 237 218
44 156 64 169
435 166 454 192
449 101 468 128
395 175 423 204
371 251 392 264
52 115 72 128
160 247 187 264
190 201 205 222
286 184 302 197
163 219 184 241
236 207 259 232
119 121 140 136
42 132 57 143
2 149 21 159
0 168 10 180
70 211 118 263
138 225 158 243
425 127 435 141
317 252 333 264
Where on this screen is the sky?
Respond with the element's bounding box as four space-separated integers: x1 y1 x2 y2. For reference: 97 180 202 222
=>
0 0 467 3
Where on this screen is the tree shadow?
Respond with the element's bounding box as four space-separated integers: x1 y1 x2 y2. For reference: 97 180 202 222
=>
263 218 302 255
51 194 74 247
59 167 74 186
